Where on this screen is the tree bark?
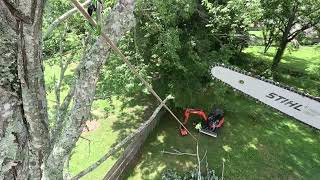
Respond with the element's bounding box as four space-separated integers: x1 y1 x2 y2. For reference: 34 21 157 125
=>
0 0 49 179
0 7 29 178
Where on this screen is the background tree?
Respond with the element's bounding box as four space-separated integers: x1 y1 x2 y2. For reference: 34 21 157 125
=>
261 0 320 70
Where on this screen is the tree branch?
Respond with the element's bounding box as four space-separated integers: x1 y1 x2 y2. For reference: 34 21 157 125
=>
287 6 320 41
54 24 69 117
43 0 91 40
221 158 225 180
2 0 32 23
50 28 91 146
50 84 75 145
13 0 49 178
161 150 196 156
63 153 72 180
72 0 197 142
200 150 207 163
287 23 316 41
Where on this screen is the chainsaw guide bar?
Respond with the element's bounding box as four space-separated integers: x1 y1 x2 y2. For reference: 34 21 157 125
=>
210 64 320 130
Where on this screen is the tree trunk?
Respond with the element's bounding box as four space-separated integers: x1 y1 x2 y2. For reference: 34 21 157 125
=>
263 42 272 54
271 39 288 70
271 12 295 70
0 0 49 179
263 28 274 54
263 34 274 54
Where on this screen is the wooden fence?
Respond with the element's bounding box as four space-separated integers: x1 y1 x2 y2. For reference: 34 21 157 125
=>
103 99 169 180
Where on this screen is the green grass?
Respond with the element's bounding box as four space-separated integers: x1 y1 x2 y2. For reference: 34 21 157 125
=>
68 98 119 180
244 46 320 74
125 46 320 179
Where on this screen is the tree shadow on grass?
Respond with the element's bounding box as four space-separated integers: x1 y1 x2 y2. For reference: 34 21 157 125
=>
279 55 312 73
122 112 198 179
247 50 319 76
275 74 320 97
236 52 311 75
109 92 168 158
257 51 274 58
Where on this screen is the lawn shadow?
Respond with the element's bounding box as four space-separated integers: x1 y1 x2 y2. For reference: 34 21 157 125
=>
109 92 167 158
280 55 311 73
257 51 274 58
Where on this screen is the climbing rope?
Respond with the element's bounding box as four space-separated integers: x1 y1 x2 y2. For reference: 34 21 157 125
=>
71 0 198 142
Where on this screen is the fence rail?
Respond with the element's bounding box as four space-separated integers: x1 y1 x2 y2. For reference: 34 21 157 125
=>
103 97 171 180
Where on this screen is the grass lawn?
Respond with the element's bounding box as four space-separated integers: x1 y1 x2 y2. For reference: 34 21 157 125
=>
244 46 320 75
125 46 320 179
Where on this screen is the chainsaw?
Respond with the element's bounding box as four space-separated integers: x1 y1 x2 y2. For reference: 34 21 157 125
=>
210 64 320 130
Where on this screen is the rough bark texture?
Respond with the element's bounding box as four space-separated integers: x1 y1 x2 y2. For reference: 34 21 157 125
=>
0 0 49 179
0 2 29 178
42 0 136 179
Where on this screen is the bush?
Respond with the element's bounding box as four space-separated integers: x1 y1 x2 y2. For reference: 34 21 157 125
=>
161 169 218 180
